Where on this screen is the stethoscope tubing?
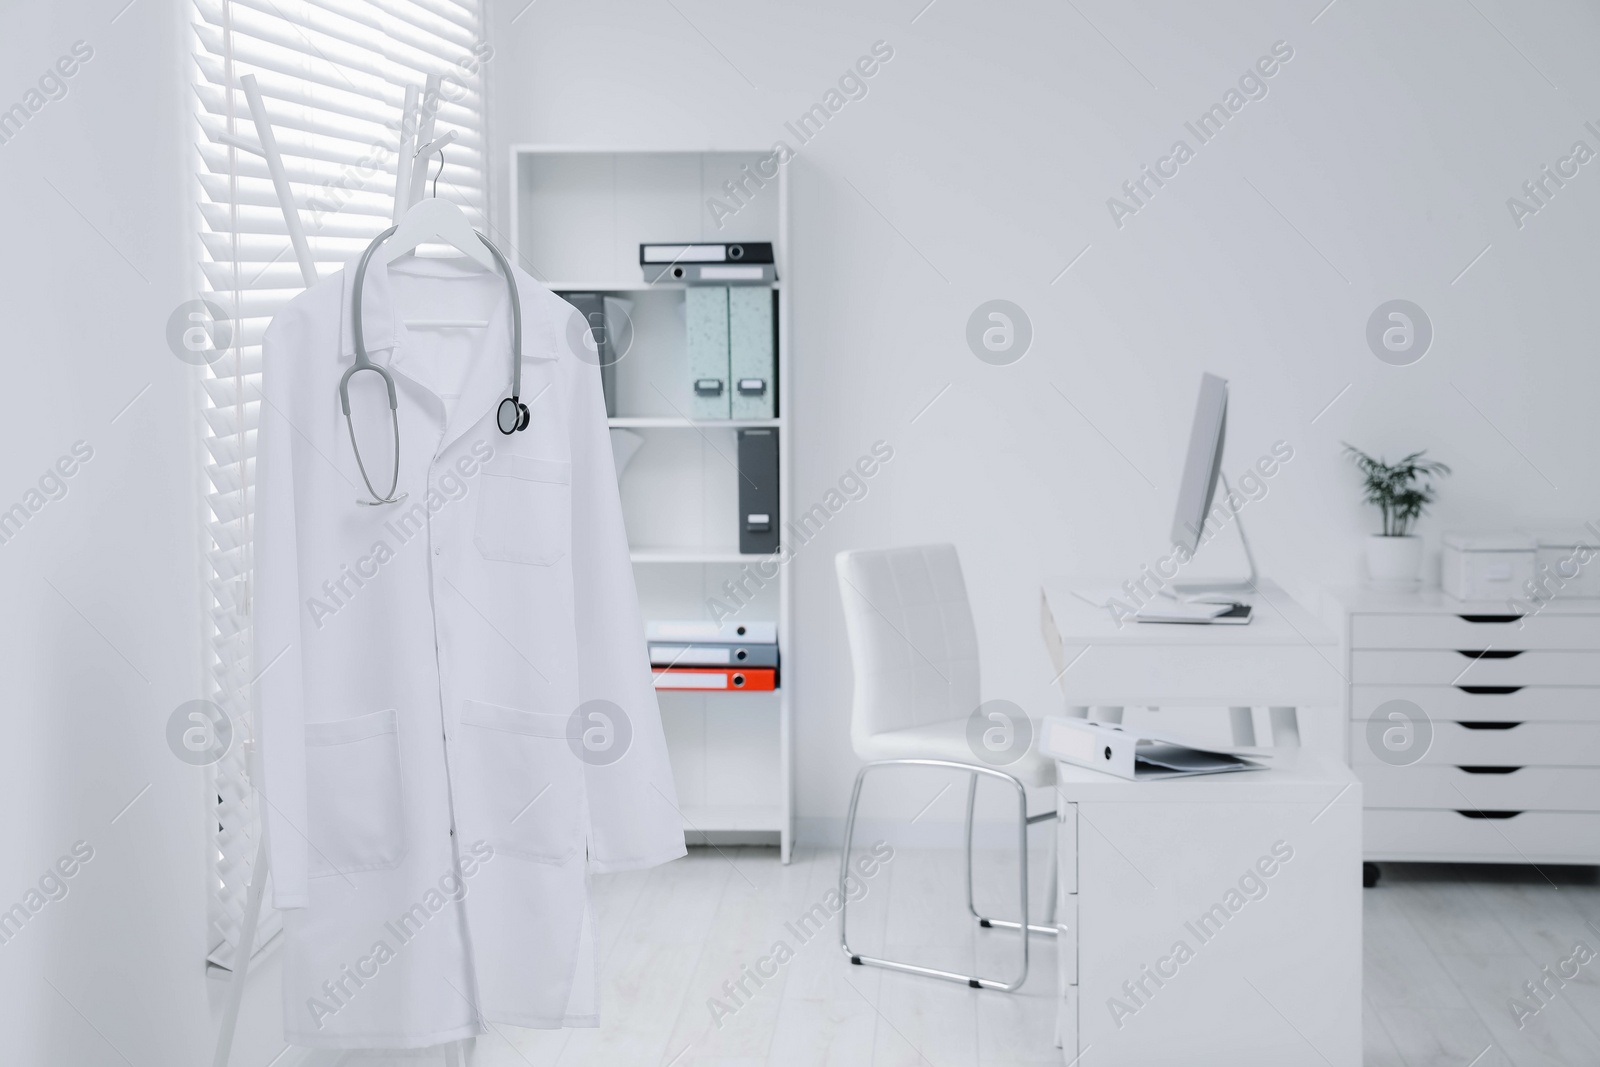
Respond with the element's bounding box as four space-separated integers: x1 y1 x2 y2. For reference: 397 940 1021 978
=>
342 225 524 506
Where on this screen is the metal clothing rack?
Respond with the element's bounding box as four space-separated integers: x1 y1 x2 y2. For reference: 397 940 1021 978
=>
211 71 474 1067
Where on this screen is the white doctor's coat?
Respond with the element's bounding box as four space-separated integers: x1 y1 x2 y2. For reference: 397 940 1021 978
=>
254 254 685 1049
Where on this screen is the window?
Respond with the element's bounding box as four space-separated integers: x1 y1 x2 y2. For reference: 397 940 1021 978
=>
190 0 488 970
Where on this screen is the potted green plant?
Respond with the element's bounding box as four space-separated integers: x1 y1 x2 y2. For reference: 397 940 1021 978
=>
1343 444 1451 585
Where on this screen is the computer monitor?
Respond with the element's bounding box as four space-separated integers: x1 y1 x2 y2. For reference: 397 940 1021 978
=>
1169 372 1257 595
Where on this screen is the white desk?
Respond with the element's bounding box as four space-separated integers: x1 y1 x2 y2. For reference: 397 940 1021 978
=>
1039 579 1345 747
1051 747 1362 1066
1040 580 1361 1064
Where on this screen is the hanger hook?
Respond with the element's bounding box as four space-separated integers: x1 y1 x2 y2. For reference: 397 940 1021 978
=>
431 144 445 199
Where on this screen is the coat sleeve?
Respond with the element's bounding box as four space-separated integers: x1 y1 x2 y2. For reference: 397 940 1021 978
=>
567 352 688 873
254 314 310 909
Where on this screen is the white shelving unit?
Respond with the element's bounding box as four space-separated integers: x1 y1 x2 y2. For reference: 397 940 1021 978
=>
508 146 793 862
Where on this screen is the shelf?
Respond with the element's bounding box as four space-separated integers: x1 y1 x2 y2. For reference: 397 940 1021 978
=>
629 547 766 564
608 417 780 430
678 804 785 833
543 280 781 293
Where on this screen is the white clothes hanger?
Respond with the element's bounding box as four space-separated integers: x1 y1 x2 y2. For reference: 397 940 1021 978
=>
380 76 493 329
376 159 500 277
388 149 496 330
378 192 499 275
389 184 497 328
376 75 498 279
384 129 496 328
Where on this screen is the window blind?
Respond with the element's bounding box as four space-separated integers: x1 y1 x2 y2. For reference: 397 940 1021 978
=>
191 0 488 971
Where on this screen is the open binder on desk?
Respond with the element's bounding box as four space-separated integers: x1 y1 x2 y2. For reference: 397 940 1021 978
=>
1042 718 1268 780
1134 599 1253 625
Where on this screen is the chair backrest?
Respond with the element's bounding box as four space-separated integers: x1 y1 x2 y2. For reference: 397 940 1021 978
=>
835 544 981 754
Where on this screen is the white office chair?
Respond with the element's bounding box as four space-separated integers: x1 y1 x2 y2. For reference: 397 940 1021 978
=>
834 544 1056 992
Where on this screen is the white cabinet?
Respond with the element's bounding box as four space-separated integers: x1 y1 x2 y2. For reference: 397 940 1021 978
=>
509 147 793 860
1331 586 1600 865
1053 754 1361 1066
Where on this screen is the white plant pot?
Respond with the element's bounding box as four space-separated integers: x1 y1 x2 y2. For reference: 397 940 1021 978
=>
1366 534 1423 586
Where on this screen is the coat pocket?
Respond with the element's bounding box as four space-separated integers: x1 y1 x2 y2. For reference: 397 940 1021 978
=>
455 699 584 865
474 456 570 566
305 709 406 879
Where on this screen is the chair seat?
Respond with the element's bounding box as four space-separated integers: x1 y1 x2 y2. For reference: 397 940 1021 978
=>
855 717 1057 788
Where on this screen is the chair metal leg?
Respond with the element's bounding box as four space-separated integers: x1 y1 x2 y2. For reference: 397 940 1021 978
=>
839 759 1046 992
964 771 1057 936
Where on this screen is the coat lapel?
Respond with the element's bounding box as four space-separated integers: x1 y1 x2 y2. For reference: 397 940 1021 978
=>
436 265 560 457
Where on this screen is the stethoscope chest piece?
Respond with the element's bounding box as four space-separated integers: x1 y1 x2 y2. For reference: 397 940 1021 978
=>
497 395 529 435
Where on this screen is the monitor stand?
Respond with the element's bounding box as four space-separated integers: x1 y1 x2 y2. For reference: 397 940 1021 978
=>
1169 473 1260 598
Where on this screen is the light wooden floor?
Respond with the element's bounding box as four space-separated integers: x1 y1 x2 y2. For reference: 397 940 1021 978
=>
321 848 1600 1067
1362 860 1600 1067
465 844 1060 1067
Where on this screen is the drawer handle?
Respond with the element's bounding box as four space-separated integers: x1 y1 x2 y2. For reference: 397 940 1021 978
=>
1457 766 1522 774
1456 810 1523 819
1456 650 1523 659
1458 722 1523 730
1457 614 1522 624
1456 686 1524 695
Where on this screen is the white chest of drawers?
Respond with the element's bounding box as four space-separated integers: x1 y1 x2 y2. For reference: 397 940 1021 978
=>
1331 586 1600 865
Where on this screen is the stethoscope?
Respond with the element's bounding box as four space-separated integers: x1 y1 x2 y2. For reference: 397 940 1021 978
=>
341 226 529 506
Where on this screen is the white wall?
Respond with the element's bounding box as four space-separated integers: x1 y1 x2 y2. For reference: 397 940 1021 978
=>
0 0 224 1062
487 0 1600 836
